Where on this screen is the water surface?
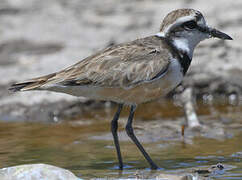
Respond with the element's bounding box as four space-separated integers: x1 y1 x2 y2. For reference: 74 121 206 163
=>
0 100 241 179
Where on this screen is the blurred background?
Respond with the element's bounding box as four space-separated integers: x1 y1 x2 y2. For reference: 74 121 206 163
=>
0 0 241 179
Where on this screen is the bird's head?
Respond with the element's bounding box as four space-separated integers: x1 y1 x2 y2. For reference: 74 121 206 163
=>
156 9 232 58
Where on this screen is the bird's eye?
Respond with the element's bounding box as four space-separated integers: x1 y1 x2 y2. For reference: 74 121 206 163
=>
183 21 197 29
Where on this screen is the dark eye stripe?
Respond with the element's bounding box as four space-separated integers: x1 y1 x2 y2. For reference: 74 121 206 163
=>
183 20 197 29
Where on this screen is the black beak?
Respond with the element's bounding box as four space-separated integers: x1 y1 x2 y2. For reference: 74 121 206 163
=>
209 28 233 40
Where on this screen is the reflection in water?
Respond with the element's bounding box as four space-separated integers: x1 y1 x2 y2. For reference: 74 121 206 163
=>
0 100 241 179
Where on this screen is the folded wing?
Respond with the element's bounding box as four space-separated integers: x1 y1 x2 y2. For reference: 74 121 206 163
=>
10 36 172 91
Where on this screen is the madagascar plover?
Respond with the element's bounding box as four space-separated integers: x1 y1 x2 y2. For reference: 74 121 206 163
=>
9 9 232 170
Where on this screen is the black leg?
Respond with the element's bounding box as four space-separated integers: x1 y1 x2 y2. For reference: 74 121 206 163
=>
125 105 159 170
111 104 124 170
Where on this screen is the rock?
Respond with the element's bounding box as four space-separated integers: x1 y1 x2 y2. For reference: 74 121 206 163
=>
0 164 79 180
193 163 225 175
155 163 226 180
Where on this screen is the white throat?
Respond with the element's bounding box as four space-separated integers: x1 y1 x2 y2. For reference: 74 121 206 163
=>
170 30 208 59
171 37 194 59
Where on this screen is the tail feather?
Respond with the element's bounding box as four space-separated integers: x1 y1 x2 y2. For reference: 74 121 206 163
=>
9 73 56 92
9 81 44 92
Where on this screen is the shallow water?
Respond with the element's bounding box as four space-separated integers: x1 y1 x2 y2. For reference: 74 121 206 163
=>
0 100 241 179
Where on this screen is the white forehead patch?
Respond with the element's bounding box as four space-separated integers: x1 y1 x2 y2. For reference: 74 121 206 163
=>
162 15 195 34
197 18 206 27
175 16 195 25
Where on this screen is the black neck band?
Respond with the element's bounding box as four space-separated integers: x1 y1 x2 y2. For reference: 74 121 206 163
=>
161 36 192 75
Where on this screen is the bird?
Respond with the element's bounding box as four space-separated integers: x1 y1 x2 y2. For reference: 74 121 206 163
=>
9 8 232 170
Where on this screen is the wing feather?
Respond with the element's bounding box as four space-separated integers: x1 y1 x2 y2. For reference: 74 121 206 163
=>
46 36 172 88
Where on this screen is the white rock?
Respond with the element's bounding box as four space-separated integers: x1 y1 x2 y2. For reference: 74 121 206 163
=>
0 164 79 180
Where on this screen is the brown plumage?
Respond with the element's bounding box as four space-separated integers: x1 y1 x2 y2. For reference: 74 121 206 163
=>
9 36 173 92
